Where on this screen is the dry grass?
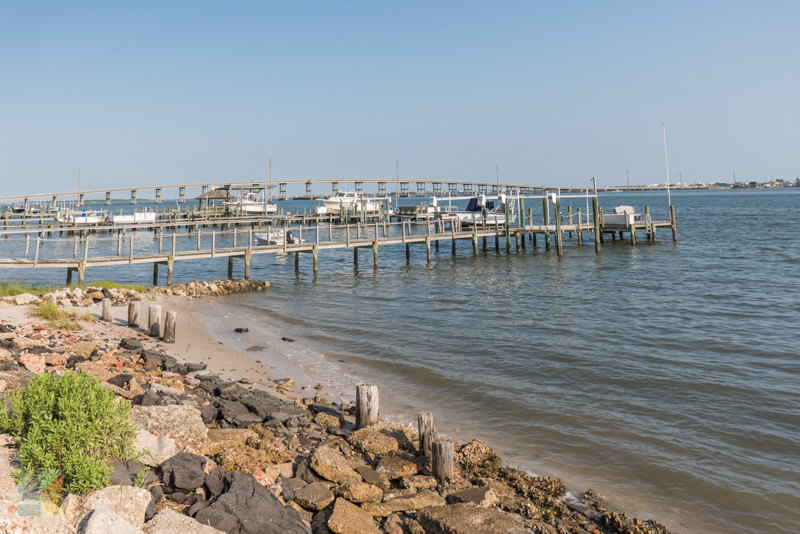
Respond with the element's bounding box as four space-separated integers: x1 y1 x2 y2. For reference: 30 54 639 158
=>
28 303 96 330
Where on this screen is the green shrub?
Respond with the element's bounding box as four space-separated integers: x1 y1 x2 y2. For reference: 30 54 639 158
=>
0 372 137 494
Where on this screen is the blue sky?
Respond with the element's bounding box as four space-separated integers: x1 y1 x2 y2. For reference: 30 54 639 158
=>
1 1 798 196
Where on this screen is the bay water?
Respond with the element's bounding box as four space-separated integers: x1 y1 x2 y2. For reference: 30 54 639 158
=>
10 189 800 533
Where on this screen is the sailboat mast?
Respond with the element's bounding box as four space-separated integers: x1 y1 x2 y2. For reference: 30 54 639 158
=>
663 124 672 206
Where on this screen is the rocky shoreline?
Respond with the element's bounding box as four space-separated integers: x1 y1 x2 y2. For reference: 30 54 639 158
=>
0 282 679 534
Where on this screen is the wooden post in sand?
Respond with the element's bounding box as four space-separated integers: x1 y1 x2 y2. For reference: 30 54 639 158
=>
355 384 380 430
48 294 57 307
128 301 139 327
432 439 454 485
101 298 112 322
148 305 162 337
418 412 436 459
163 310 177 343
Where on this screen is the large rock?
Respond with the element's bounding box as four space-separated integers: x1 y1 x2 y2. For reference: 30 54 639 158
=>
334 482 383 504
160 452 208 492
327 498 380 534
214 398 266 428
130 405 208 450
310 446 361 485
293 481 334 512
347 427 399 456
14 293 40 305
69 342 98 359
143 509 224 534
417 503 524 533
75 361 114 382
194 471 310 534
375 452 420 480
66 486 152 529
204 429 256 456
134 428 178 467
361 491 446 517
80 506 144 534
18 353 45 374
354 465 390 491
216 445 274 475
446 486 498 507
455 440 502 473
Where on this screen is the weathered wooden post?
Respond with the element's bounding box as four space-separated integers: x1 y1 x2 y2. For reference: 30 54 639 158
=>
373 240 378 267
313 245 318 275
568 206 573 238
48 293 57 307
228 257 234 280
101 298 112 322
504 199 511 252
542 197 551 251
128 301 139 327
153 263 159 286
426 236 431 263
592 196 601 254
163 310 177 343
418 412 436 459
670 205 677 241
645 205 651 241
577 208 583 245
432 439 454 485
355 384 380 430
148 305 162 337
555 196 563 256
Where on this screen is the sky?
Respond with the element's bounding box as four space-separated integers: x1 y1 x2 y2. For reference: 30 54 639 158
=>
1 1 798 197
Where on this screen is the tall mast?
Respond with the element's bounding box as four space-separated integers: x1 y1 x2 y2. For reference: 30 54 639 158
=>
662 124 671 206
496 164 499 194
396 160 399 208
626 167 629 188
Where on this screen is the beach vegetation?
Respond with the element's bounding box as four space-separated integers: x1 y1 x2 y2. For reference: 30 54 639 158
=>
0 372 137 494
28 302 96 330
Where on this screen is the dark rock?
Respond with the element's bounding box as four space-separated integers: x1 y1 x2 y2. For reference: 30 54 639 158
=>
234 328 249 333
296 458 320 484
145 498 156 521
0 325 13 333
187 499 210 518
269 412 290 423
102 288 114 299
0 339 13 349
354 465 390 491
119 338 143 352
161 452 208 492
215 398 265 428
107 374 133 388
192 507 240 533
200 405 219 425
264 419 285 429
219 383 248 402
281 337 295 342
215 471 310 533
0 360 18 372
278 474 294 502
28 346 52 355
187 362 207 372
205 467 227 499
171 491 187 504
150 485 164 504
142 349 178 372
173 364 190 376
108 460 134 486
66 354 85 369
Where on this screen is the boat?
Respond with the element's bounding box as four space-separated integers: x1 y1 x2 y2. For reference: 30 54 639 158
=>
437 194 515 227
254 229 304 246
223 191 277 215
322 191 383 214
53 207 104 225
110 210 157 224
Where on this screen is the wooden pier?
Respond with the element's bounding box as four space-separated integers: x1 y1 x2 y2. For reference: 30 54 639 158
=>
0 199 677 285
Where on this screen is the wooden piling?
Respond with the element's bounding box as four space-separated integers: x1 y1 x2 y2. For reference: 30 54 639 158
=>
101 298 112 322
568 206 573 238
670 205 677 241
592 197 601 254
432 439 454 485
128 301 139 327
355 384 380 429
577 208 583 245
312 245 318 275
148 305 162 337
228 257 233 280
418 412 436 460
645 206 651 240
153 263 158 286
296 251 301 271
163 310 177 343
504 200 511 252
542 198 551 251
426 236 431 263
555 197 563 256
373 240 378 267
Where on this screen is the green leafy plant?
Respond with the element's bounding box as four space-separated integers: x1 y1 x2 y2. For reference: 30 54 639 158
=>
133 467 151 488
0 372 137 494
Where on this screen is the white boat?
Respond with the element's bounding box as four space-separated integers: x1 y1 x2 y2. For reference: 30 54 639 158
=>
224 191 277 215
437 194 515 227
322 192 383 214
53 207 104 225
254 229 304 245
111 211 157 224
